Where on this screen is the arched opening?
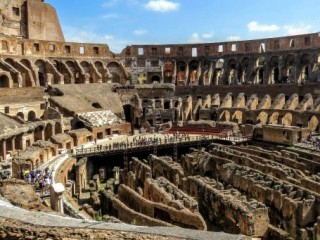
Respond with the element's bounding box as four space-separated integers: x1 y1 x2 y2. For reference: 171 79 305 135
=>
45 123 54 140
232 111 243 124
123 104 134 123
17 112 24 120
257 111 268 125
269 112 280 125
151 75 160 83
35 59 46 87
189 60 199 85
92 102 102 109
164 100 171 109
66 61 80 84
308 116 319 132
219 110 230 122
21 59 32 69
0 75 10 88
163 61 173 83
107 62 123 84
75 121 85 129
240 57 250 84
228 58 237 85
213 59 225 85
282 113 292 126
176 61 187 86
110 72 120 83
80 61 92 83
95 61 106 82
55 122 62 134
258 68 264 84
272 67 279 83
34 126 44 141
27 111 36 121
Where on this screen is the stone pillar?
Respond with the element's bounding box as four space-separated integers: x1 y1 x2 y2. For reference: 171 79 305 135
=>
99 167 106 182
315 216 320 240
0 140 7 161
113 166 120 184
50 183 65 214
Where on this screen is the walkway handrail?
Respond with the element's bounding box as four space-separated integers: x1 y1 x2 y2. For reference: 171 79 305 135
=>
73 135 251 157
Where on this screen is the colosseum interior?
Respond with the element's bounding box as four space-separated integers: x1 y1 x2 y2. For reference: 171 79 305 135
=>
1 0 320 240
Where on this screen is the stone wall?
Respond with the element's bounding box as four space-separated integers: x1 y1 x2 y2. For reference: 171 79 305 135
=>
183 175 269 237
117 184 206 230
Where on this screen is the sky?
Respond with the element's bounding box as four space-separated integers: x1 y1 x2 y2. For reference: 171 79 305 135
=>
46 0 320 53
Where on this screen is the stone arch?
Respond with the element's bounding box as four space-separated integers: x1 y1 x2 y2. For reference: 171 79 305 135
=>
269 112 280 124
3 58 20 87
20 59 32 69
239 57 250 84
17 112 24 120
163 61 174 84
281 113 293 126
256 56 265 67
308 116 319 132
300 53 311 83
268 55 280 84
164 99 171 109
107 61 124 84
66 60 81 83
45 123 54 140
74 121 85 129
219 110 231 122
232 110 243 124
213 59 225 85
95 61 107 82
216 58 225 68
80 61 92 83
0 73 11 88
151 75 161 83
176 61 187 86
34 126 44 141
257 68 264 84
6 58 34 87
35 59 46 87
257 111 268 124
189 60 199 85
227 58 237 85
123 104 134 123
55 122 62 134
27 111 36 121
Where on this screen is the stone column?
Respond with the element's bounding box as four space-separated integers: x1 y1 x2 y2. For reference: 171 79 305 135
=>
50 183 65 214
0 140 7 161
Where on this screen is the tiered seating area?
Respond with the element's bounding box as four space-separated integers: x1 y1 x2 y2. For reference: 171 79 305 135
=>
78 110 122 127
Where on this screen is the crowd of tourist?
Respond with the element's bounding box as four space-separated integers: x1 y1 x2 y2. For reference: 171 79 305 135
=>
301 135 320 149
23 167 52 194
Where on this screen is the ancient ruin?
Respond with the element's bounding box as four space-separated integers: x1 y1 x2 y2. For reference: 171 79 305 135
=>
1 0 320 239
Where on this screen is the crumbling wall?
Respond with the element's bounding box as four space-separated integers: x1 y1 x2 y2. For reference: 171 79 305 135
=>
184 175 269 237
117 184 206 230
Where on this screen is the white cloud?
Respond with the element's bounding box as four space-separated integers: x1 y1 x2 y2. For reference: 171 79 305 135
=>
189 33 202 43
102 0 119 8
202 33 214 39
248 21 280 32
133 29 147 35
284 24 312 35
101 13 119 19
144 0 180 12
188 32 214 43
63 27 130 53
227 35 241 41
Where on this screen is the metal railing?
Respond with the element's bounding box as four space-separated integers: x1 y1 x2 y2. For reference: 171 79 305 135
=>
73 134 252 157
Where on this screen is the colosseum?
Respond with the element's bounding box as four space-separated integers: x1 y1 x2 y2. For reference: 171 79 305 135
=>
1 0 320 239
